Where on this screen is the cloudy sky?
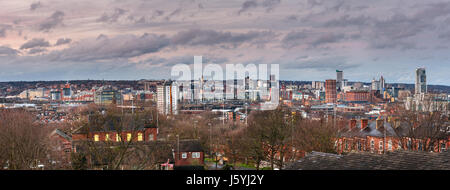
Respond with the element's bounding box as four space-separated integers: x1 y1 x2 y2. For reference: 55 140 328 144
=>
0 0 450 85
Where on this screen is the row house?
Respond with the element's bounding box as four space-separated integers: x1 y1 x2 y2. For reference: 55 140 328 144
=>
72 119 158 146
336 118 449 154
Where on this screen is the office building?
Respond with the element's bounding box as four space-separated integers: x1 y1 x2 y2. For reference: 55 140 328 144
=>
325 79 337 104
415 68 427 94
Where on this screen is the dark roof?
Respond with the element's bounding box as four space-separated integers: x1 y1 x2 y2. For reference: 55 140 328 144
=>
340 120 409 138
285 151 450 170
73 116 156 134
176 140 204 152
52 129 72 141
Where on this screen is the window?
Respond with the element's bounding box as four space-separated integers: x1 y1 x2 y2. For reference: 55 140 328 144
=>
116 134 121 142
192 152 200 158
379 141 383 152
357 141 361 151
388 140 392 151
441 143 446 152
182 153 187 159
149 134 154 141
418 141 423 151
138 133 143 141
370 140 375 151
407 139 412 150
398 141 402 150
105 134 109 141
94 134 99 142
127 133 132 141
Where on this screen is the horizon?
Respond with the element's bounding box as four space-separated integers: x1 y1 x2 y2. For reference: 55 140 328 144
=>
0 78 448 87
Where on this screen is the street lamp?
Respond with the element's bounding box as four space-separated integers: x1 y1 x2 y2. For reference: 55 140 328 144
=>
176 134 179 161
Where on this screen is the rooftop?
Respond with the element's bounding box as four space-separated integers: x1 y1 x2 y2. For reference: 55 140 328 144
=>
285 150 450 170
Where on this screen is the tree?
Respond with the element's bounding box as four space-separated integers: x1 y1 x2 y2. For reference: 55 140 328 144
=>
0 109 50 170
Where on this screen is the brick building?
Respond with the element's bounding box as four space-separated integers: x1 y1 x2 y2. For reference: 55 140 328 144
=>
336 118 449 154
173 140 205 169
325 80 337 104
344 90 370 102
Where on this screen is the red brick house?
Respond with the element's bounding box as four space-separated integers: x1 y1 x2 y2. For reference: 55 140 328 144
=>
49 129 72 165
336 118 449 154
173 140 204 169
72 123 157 144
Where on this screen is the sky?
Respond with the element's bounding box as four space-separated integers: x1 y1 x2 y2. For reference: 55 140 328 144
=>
0 0 450 85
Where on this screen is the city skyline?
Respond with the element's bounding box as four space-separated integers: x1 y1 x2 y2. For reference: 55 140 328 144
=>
1 0 450 85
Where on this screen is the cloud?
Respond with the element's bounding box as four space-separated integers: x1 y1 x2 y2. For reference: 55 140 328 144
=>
152 10 165 19
164 8 182 21
20 38 50 50
323 14 371 27
28 48 47 54
0 46 19 56
281 30 309 48
310 33 346 47
55 38 72 46
30 2 42 11
283 56 359 71
46 33 170 62
0 24 12 37
39 11 64 32
262 0 281 12
238 0 258 15
97 8 127 23
171 29 275 47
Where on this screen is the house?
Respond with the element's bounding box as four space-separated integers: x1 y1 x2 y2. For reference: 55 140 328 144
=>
49 129 72 165
336 117 450 154
284 150 450 170
72 118 158 144
173 140 205 170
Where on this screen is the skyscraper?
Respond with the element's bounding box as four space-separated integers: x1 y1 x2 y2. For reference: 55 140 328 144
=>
157 81 178 115
325 79 337 104
415 68 427 94
336 70 343 92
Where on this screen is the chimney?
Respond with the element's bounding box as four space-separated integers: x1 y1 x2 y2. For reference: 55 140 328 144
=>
376 117 384 130
349 119 357 130
361 119 368 130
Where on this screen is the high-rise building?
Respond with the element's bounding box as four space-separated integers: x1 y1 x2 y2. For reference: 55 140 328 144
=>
415 68 427 94
157 81 178 115
336 70 343 92
312 81 325 90
325 79 337 104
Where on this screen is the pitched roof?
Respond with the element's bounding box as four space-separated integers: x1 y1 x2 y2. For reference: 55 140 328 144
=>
285 151 450 170
51 129 72 141
340 120 409 138
176 140 204 152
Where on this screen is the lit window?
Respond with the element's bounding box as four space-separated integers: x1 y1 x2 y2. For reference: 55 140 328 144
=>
127 133 132 141
105 134 109 141
182 153 187 159
192 152 200 158
116 134 121 142
94 134 99 142
138 133 143 141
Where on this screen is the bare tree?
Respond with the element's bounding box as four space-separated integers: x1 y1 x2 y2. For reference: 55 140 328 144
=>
0 109 50 170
